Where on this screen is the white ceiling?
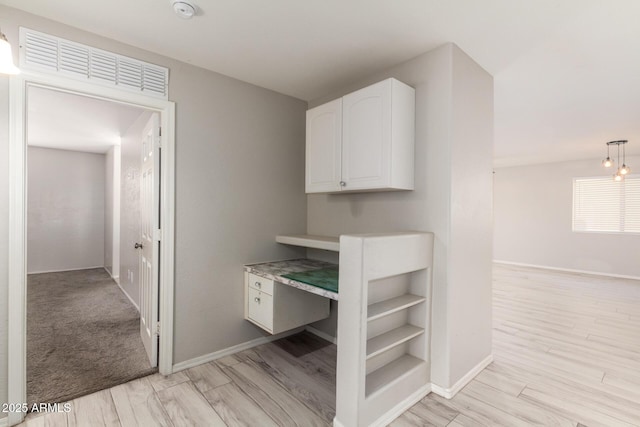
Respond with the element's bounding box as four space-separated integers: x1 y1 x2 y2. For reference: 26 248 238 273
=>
5 0 640 165
28 86 145 153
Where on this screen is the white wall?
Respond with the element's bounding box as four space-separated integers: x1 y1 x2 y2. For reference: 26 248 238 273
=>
105 147 114 275
306 43 494 389
494 157 640 278
0 7 307 408
104 145 121 279
0 73 9 419
118 112 151 308
27 147 106 274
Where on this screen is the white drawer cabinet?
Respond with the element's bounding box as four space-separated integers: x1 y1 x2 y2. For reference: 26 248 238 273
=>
244 272 330 334
306 78 415 194
247 287 273 329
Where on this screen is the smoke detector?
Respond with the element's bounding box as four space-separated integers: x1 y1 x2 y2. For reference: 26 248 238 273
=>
172 0 197 19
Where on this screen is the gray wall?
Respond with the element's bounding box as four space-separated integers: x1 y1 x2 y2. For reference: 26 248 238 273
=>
494 157 640 278
118 111 151 308
27 147 106 274
448 46 494 384
306 44 494 389
0 7 307 412
171 67 306 362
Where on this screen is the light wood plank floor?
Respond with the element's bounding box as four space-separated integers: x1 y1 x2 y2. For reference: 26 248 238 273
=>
19 264 640 426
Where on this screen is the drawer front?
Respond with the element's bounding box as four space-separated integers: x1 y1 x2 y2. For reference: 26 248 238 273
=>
248 273 274 295
247 287 273 331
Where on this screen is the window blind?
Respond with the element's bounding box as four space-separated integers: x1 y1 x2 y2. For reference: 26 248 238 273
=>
573 176 640 233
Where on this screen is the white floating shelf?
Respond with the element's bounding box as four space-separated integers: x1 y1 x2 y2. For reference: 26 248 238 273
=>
365 354 426 398
275 234 340 252
366 325 424 360
367 294 426 322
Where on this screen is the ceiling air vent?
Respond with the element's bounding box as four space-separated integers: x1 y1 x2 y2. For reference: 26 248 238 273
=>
19 28 169 100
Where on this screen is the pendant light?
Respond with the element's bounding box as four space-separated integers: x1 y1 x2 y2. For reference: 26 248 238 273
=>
602 144 614 167
604 140 631 181
619 142 631 175
0 28 20 75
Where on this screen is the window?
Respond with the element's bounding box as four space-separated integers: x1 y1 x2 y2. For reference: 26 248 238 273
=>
573 176 640 233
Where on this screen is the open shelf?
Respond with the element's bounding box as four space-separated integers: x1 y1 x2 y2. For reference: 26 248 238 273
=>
367 294 425 321
366 325 424 359
275 234 340 251
365 354 426 398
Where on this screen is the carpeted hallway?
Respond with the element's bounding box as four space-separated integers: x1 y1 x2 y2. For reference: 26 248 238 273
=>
27 268 157 405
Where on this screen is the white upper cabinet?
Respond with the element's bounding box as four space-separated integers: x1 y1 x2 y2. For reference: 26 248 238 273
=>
306 98 343 193
306 78 415 194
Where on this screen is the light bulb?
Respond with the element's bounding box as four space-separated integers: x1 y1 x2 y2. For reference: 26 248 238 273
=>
614 172 624 182
620 164 631 175
602 157 613 168
0 36 20 75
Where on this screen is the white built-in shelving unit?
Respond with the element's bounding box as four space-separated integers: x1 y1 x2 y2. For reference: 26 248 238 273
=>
335 232 434 427
274 231 434 426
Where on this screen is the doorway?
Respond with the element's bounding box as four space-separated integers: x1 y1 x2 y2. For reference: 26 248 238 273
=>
8 74 175 426
25 86 160 405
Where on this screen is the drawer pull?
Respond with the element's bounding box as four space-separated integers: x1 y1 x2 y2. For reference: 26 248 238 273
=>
254 297 260 304
255 282 261 288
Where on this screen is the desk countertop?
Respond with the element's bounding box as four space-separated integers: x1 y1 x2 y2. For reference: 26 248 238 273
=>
244 258 339 300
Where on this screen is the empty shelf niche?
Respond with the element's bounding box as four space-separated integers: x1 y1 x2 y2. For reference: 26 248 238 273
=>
365 269 430 398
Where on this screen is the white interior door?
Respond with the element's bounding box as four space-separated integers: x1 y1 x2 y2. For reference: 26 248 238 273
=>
139 112 160 367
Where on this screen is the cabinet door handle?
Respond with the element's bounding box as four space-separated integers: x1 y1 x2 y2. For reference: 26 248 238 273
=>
254 297 260 303
255 282 261 288
339 181 346 187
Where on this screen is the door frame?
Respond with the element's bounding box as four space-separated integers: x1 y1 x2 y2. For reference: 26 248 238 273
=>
7 70 176 426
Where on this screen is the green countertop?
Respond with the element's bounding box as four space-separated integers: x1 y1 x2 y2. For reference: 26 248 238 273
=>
281 267 339 293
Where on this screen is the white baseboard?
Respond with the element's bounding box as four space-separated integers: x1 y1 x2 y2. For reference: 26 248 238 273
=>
494 260 640 281
370 383 432 427
333 384 432 427
431 354 493 399
172 327 305 372
27 265 105 275
104 266 120 285
116 281 139 312
305 325 337 344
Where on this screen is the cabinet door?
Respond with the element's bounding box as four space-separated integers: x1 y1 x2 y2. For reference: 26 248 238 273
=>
341 80 392 191
306 98 343 193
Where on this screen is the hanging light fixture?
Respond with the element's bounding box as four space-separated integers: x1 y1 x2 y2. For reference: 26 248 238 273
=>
602 143 614 168
604 140 631 181
619 141 631 175
0 28 20 75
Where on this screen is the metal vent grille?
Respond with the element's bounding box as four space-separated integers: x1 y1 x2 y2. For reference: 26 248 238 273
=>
20 28 169 99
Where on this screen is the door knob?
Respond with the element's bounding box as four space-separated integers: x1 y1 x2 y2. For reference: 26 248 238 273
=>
134 242 144 249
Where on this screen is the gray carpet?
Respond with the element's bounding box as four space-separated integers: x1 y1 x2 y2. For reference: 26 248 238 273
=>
27 268 157 405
